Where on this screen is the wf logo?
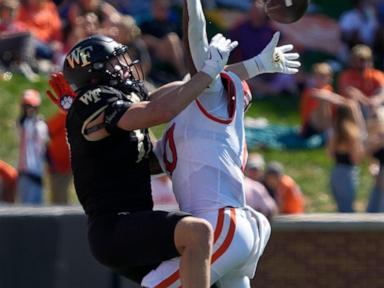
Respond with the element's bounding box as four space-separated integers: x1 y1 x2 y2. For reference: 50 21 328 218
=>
66 46 94 68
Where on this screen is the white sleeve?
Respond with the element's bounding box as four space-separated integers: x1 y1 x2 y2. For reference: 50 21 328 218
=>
187 0 223 100
187 0 209 70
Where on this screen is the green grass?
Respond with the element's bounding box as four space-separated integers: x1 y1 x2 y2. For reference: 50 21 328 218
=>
0 75 373 212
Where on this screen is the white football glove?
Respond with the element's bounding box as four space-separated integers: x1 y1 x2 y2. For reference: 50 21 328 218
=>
201 33 238 79
243 31 301 77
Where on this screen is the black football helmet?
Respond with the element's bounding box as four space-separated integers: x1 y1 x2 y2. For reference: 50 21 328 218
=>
63 35 144 93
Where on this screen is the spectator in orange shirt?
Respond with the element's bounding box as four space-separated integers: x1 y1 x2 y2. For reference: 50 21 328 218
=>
46 110 72 204
300 62 347 139
263 161 304 214
0 159 18 203
338 44 384 119
16 0 63 65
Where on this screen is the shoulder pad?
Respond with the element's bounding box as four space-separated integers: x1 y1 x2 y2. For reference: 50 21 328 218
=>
72 86 121 123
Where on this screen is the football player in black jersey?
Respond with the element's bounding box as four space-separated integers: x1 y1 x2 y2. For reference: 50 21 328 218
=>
47 34 238 287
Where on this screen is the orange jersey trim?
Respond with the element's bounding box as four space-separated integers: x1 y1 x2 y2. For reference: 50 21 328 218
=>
195 73 236 124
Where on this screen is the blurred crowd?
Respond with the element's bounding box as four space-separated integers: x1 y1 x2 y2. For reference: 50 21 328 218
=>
1 0 384 217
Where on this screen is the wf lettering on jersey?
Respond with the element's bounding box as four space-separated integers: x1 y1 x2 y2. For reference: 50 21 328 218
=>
79 88 102 105
66 46 94 68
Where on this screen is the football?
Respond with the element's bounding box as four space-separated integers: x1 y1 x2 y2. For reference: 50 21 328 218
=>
263 0 309 24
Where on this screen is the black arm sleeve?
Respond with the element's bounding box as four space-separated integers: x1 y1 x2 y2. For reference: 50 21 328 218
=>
104 100 131 134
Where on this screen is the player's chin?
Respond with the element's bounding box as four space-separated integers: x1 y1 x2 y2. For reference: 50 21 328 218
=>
263 0 309 24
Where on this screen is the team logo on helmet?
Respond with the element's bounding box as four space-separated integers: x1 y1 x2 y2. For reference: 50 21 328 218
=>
66 46 94 69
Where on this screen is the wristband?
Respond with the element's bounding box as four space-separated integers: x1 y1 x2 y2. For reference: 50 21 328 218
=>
243 57 262 79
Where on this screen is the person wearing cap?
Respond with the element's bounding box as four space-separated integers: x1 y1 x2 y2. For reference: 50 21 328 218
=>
338 44 384 119
16 89 48 204
244 153 278 219
263 161 304 214
245 152 266 183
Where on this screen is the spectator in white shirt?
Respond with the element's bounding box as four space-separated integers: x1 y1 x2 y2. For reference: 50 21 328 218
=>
17 89 48 204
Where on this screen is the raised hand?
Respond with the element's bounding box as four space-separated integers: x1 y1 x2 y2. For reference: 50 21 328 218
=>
241 31 301 79
200 33 238 79
255 32 301 74
46 72 77 112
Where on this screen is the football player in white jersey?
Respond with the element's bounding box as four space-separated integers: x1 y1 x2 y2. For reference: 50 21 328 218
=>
141 0 301 287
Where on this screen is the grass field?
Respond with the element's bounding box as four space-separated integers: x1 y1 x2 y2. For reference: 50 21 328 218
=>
0 73 373 212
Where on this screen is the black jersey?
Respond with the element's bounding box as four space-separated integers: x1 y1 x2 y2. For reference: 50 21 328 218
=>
66 85 153 216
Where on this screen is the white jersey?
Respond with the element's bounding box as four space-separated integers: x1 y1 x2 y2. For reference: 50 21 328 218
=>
154 71 249 215
17 117 48 177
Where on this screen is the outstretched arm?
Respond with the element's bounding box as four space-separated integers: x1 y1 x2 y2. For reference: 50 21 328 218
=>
183 0 237 111
183 1 300 82
310 88 350 106
183 0 209 75
226 32 301 81
184 0 236 95
116 34 237 131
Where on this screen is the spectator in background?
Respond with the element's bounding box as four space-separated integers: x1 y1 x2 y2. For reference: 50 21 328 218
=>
299 62 348 139
327 102 365 212
16 0 63 71
300 63 334 139
244 153 278 219
245 152 266 183
17 89 49 204
46 110 72 204
140 0 186 85
110 15 153 89
339 0 378 54
338 44 384 119
65 0 120 41
227 1 296 97
66 0 120 22
0 0 38 81
0 159 18 203
263 161 304 214
365 105 384 212
65 11 101 51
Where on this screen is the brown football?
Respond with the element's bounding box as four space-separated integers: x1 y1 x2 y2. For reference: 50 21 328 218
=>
263 0 309 24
